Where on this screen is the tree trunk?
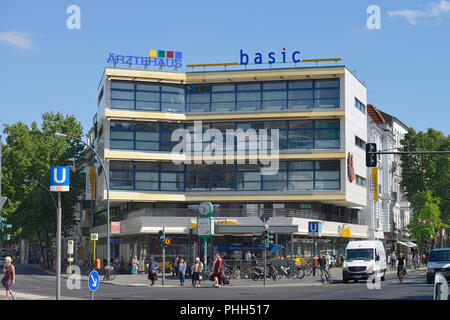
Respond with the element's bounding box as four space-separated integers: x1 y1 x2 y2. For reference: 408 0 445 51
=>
44 228 50 269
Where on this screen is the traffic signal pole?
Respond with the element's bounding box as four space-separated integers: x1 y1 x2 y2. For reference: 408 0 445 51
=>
162 226 165 286
56 192 61 300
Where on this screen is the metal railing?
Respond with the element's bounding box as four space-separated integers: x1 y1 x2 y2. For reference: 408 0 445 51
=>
122 207 363 225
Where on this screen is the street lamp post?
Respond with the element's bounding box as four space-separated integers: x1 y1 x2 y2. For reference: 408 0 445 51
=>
54 131 111 269
23 179 60 299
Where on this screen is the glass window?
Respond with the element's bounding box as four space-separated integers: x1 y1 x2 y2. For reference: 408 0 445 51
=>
110 171 133 180
236 101 260 111
289 120 313 129
288 90 313 100
161 85 184 94
135 101 160 111
110 99 134 109
262 172 287 181
288 140 313 149
110 161 133 170
237 181 260 190
212 84 235 92
315 181 340 190
316 129 339 140
211 102 235 112
237 92 261 101
316 160 340 169
188 94 210 103
161 182 184 191
263 91 286 100
136 141 159 150
135 162 158 171
263 82 286 90
136 122 158 131
237 83 260 91
161 163 184 171
111 121 133 130
314 88 339 99
316 171 339 180
135 181 158 190
289 171 313 180
136 131 159 141
315 79 339 88
111 91 134 100
110 140 134 149
288 181 313 190
160 172 184 182
264 121 286 129
136 83 159 91
289 161 313 170
111 81 134 90
212 92 234 102
135 172 158 181
288 100 313 109
110 180 133 189
262 101 285 110
263 181 287 190
111 131 133 140
315 140 340 148
288 130 313 140
316 119 339 128
187 84 210 93
288 81 313 89
136 91 159 101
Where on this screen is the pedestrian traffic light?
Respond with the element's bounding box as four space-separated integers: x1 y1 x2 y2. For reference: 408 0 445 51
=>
0 216 12 232
366 143 377 167
158 229 165 246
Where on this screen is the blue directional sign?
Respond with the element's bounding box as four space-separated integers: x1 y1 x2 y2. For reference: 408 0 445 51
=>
50 166 70 192
88 270 100 292
308 221 322 237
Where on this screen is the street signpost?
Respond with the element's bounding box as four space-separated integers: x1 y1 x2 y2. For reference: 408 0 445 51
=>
308 222 322 257
91 233 98 266
88 270 100 300
50 166 70 301
68 240 74 274
197 202 214 279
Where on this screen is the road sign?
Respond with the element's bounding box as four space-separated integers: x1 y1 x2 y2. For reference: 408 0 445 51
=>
341 225 351 238
67 240 74 255
164 238 171 246
197 217 214 238
111 221 120 235
88 270 100 292
50 166 70 192
308 221 322 237
91 233 98 241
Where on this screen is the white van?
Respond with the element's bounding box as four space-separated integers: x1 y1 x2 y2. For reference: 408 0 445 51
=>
342 240 387 283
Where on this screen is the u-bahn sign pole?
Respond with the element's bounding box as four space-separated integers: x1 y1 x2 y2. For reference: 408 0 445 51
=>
50 166 70 301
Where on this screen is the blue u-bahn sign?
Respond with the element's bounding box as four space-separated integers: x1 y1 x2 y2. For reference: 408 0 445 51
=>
50 166 70 192
308 222 322 237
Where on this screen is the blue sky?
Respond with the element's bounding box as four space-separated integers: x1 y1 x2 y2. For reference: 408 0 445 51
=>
1 0 449 142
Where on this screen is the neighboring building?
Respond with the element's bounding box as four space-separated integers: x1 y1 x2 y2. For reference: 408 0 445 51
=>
85 64 371 264
360 105 412 253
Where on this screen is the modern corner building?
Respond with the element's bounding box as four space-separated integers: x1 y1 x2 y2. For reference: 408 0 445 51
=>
85 63 372 263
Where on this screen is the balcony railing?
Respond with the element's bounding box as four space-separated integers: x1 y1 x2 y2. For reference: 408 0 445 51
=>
121 207 363 225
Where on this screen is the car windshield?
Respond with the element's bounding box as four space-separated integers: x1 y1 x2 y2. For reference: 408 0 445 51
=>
429 250 450 262
346 249 374 261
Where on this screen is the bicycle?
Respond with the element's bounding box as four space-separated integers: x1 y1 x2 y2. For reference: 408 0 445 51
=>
318 266 332 284
103 265 116 281
397 266 405 283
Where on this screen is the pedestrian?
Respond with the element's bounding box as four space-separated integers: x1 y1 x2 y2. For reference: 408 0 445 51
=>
172 256 177 276
391 251 397 271
132 255 139 275
396 252 406 282
325 253 331 270
213 252 223 288
178 258 186 286
193 257 203 288
148 256 158 285
173 255 180 277
2 256 16 300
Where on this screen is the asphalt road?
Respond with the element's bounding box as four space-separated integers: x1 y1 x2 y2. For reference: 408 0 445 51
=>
8 265 437 300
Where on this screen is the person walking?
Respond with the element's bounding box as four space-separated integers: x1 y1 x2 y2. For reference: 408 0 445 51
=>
390 251 397 271
178 258 186 286
172 256 177 276
131 255 139 275
2 256 16 300
192 257 203 288
148 256 158 285
213 252 223 288
173 255 180 277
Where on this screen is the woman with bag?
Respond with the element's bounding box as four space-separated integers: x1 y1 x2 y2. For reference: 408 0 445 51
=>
131 256 139 275
213 252 223 288
2 256 16 300
148 256 158 285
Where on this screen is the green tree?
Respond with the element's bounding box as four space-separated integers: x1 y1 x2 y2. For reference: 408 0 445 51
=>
1 112 84 268
400 128 450 248
407 191 442 250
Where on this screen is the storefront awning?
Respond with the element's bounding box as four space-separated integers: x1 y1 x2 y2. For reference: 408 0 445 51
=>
397 241 417 248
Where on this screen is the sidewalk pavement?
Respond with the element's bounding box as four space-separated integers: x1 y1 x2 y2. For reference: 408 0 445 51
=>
34 265 427 288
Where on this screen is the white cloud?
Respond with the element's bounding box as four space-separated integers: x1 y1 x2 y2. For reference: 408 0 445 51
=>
0 31 33 49
388 0 450 25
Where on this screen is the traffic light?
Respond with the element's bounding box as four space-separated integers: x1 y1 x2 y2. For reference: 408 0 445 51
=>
366 143 377 167
266 229 274 246
0 216 12 232
158 229 165 247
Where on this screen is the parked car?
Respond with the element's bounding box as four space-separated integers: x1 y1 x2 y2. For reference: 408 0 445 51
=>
426 248 450 284
342 240 387 283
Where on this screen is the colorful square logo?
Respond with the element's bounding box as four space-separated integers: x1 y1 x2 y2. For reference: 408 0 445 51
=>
175 51 182 59
166 51 174 59
158 50 165 58
149 49 157 57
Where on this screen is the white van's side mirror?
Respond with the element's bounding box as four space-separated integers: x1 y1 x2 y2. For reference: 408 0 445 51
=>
375 255 380 261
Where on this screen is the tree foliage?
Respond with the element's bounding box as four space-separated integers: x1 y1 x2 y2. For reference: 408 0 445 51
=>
400 128 450 247
1 112 84 266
